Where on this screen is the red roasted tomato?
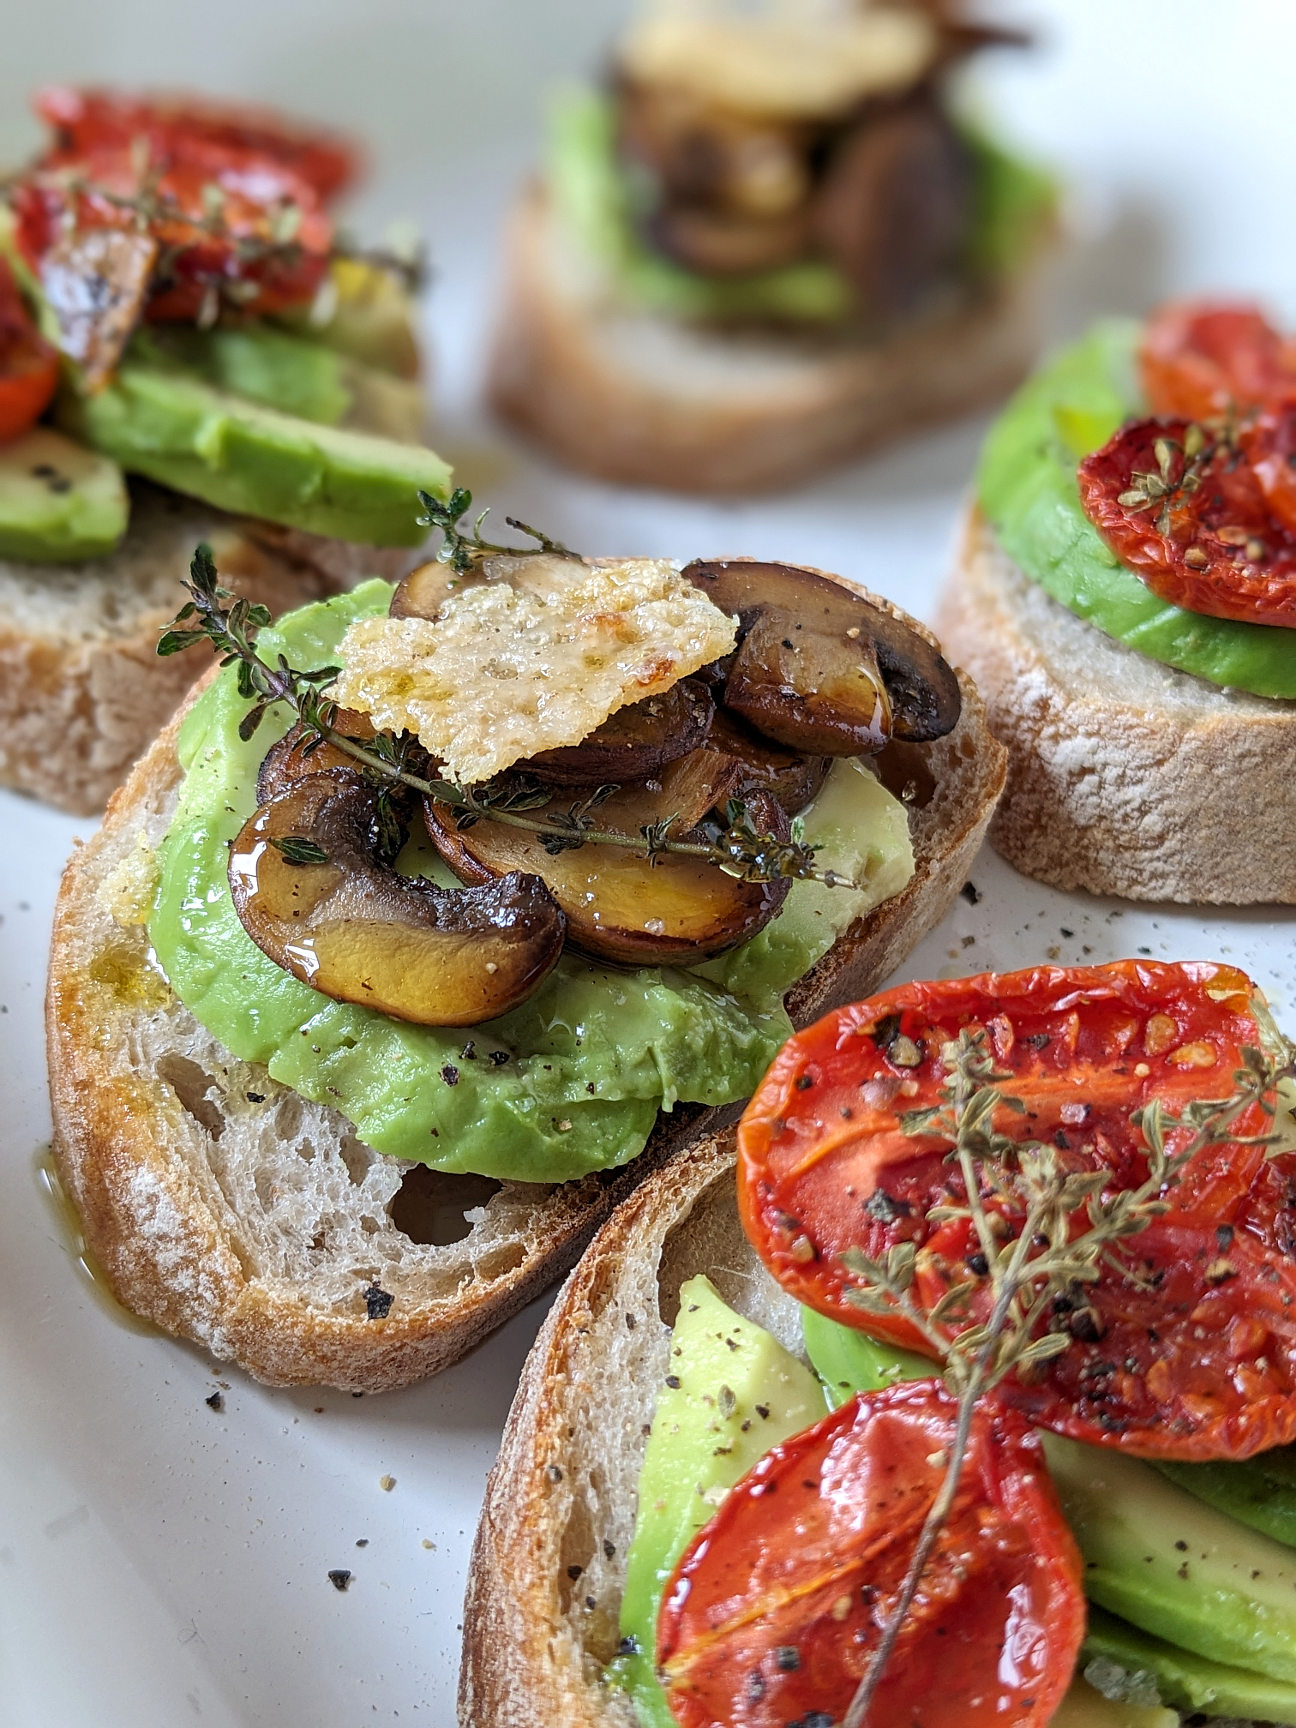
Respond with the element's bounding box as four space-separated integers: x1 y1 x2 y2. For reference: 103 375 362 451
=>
1077 417 1296 627
737 961 1296 1459
1140 300 1296 420
657 1380 1085 1728
0 257 59 441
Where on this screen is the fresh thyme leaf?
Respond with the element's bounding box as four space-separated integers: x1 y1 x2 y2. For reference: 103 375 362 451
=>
269 835 329 866
415 487 579 574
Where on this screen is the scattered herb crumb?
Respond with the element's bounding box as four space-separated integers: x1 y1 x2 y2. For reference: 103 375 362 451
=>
327 1569 352 1592
205 1390 224 1412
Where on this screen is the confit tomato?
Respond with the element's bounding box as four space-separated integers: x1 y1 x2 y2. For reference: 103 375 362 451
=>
658 1380 1084 1728
1139 299 1296 421
1077 416 1296 627
0 257 58 441
737 961 1296 1459
34 86 359 202
11 87 344 325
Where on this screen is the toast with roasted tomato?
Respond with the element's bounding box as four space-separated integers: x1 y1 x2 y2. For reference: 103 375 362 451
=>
462 960 1296 1728
939 298 1296 904
0 86 443 813
46 529 1006 1393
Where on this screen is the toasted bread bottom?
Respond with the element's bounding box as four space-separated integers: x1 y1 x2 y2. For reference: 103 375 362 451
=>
938 509 1296 905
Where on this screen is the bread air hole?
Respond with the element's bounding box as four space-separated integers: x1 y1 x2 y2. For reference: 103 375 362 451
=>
157 1054 226 1140
387 1163 502 1246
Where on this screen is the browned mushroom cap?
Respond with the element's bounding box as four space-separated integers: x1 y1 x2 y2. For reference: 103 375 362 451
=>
389 557 495 620
682 558 961 747
521 679 715 788
646 202 812 276
813 96 973 320
703 706 830 817
229 772 566 1026
423 762 791 967
256 709 382 804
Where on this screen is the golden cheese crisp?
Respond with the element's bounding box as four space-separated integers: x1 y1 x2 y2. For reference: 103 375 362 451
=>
333 554 738 786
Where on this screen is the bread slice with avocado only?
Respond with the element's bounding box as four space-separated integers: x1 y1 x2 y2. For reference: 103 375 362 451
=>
489 187 1053 496
459 1128 1285 1728
937 508 1296 905
45 578 1005 1394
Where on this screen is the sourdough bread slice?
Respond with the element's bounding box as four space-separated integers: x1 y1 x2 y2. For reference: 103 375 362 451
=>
46 590 1005 1393
937 507 1296 904
0 485 419 815
488 186 1052 495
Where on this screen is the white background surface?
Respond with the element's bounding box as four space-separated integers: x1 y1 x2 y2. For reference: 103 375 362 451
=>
2 3 1294 1724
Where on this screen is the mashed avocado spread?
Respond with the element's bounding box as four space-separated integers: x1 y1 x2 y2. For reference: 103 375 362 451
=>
978 320 1296 699
149 583 915 1184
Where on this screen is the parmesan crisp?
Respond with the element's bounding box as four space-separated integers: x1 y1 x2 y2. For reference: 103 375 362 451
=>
333 555 738 786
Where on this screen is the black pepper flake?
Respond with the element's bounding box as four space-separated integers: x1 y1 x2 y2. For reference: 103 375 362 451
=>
1060 927 1074 938
567 1564 583 1580
440 1064 459 1085
1025 1033 1051 1051
245 1090 265 1103
867 1012 903 1049
747 1670 767 1702
461 1041 477 1060
205 1390 224 1412
960 881 982 905
364 1284 394 1320
327 1569 352 1592
865 1189 910 1224
794 1074 814 1091
487 1049 510 1066
356 1539 369 1548
966 1252 989 1277
585 1595 595 1610
617 1635 639 1657
603 1540 616 1560
1174 1539 1188 1552
755 1403 770 1420
1217 1224 1235 1250
547 1465 564 1482
774 1646 801 1672
665 1375 681 1389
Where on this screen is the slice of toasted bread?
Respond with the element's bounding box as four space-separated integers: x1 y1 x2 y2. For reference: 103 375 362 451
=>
937 507 1296 904
488 186 1052 495
46 583 1004 1394
0 485 419 815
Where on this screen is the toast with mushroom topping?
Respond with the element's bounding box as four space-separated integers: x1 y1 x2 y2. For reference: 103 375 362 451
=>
46 562 1005 1392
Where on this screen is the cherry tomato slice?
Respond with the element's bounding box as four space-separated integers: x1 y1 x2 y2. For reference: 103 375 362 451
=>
34 86 359 202
737 961 1296 1459
1077 415 1296 627
658 1380 1084 1728
0 257 58 442
1140 299 1296 420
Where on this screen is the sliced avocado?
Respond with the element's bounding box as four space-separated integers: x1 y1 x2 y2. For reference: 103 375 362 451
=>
977 320 1296 700
1045 1431 1296 1683
134 325 352 426
1156 1446 1296 1550
1053 1674 1176 1728
610 1275 826 1728
56 361 450 545
1084 1604 1296 1725
274 257 422 379
0 425 128 561
801 1303 932 1405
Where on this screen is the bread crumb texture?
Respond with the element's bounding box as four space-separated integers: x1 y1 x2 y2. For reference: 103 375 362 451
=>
96 830 160 928
333 553 737 784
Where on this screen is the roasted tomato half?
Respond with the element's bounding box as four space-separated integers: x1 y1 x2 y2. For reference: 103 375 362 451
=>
1078 417 1296 627
737 961 1296 1459
658 1380 1084 1728
0 257 59 441
1140 299 1296 421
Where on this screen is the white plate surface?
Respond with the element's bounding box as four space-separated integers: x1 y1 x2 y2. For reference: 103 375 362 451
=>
3 3 1296 1723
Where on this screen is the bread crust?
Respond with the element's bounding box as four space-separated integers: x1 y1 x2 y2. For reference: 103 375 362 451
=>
938 508 1296 904
489 185 1053 495
46 574 1003 1393
0 497 419 816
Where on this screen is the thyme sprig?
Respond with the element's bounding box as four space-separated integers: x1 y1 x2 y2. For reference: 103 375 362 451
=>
416 487 579 574
158 543 857 891
840 1025 1293 1728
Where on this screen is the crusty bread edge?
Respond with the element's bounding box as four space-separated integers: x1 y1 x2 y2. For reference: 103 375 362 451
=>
489 184 1054 495
937 506 1296 904
46 573 1003 1393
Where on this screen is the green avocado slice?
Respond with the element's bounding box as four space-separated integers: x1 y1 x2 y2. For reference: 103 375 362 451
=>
1155 1446 1296 1550
0 424 128 561
1084 1604 1296 1725
55 361 450 545
977 320 1296 698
